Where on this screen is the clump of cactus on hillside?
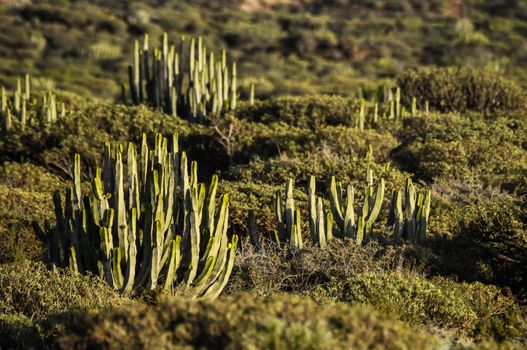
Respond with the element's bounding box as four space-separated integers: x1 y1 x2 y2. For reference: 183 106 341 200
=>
268 170 431 249
123 33 253 120
0 74 66 131
36 132 238 299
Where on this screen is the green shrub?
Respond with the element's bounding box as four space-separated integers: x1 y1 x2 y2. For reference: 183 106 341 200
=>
0 260 124 320
0 185 52 263
0 313 42 350
235 95 360 129
392 113 527 194
0 162 65 193
312 271 526 340
57 292 440 349
398 67 527 113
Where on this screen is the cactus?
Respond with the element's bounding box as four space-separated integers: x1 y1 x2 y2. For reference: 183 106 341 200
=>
124 33 251 120
39 132 238 299
273 171 384 249
388 178 431 244
326 170 384 244
275 178 303 248
0 74 66 131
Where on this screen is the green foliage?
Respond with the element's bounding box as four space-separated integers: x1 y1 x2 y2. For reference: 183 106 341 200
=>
398 67 527 113
312 271 526 340
56 292 440 349
42 133 238 298
0 185 51 263
392 113 527 194
0 260 124 321
0 313 41 350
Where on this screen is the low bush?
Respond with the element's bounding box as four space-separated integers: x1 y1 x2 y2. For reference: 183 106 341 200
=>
398 67 527 113
57 292 440 349
235 95 360 129
392 113 527 194
0 260 125 321
312 271 526 340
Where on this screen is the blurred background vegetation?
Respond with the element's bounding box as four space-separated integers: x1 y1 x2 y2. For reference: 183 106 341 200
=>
1 0 527 99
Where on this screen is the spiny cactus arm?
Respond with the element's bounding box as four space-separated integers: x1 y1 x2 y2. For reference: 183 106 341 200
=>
365 178 385 224
199 193 228 268
356 216 365 245
4 108 12 130
326 211 333 242
294 210 301 248
163 237 181 290
416 190 432 244
204 175 218 235
316 197 327 248
197 183 206 224
404 178 417 241
201 234 238 300
274 190 285 242
114 150 129 262
122 208 138 294
69 247 79 273
131 39 140 104
230 62 237 111
112 247 124 289
284 178 295 242
1 87 6 112
308 176 317 242
424 190 431 221
133 203 154 290
99 227 115 287
184 186 201 286
73 154 82 212
189 38 196 82
250 83 255 106
329 176 344 228
148 220 164 290
222 65 230 107
127 143 141 215
290 209 303 249
51 191 66 264
343 184 355 236
20 96 26 127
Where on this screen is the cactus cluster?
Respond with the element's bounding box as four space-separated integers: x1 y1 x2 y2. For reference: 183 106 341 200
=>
352 85 430 130
124 33 253 120
0 74 66 131
37 132 238 299
270 171 430 249
272 170 386 248
388 178 431 244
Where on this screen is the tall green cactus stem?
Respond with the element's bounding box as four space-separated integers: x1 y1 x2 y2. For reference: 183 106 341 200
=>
250 83 255 106
274 179 303 248
307 176 317 243
42 132 238 299
388 179 431 244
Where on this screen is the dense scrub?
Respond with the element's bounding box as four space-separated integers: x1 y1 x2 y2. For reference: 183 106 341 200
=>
312 271 526 340
56 293 441 349
3 0 527 99
398 67 527 113
1 1 527 348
